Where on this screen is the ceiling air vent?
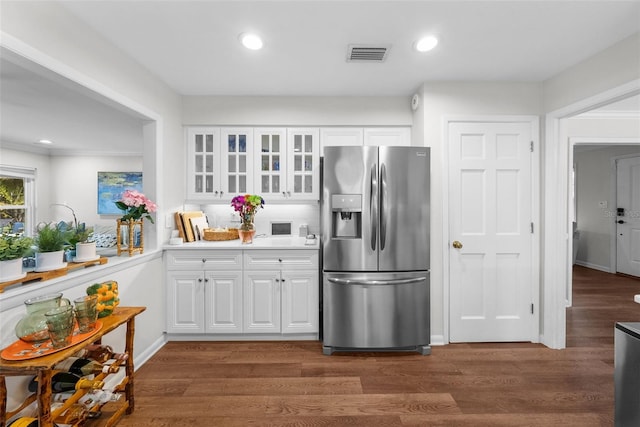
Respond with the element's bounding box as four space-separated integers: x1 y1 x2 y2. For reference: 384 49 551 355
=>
347 45 390 62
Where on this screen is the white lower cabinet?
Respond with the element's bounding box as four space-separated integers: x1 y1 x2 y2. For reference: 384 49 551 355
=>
243 267 318 334
166 250 243 334
166 249 319 339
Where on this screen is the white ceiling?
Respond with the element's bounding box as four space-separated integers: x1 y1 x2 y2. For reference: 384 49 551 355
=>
1 1 639 154
60 0 640 96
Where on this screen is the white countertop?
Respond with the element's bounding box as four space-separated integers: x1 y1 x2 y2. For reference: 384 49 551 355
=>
163 235 319 250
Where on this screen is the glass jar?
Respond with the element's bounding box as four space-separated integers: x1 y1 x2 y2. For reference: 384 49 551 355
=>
15 293 71 343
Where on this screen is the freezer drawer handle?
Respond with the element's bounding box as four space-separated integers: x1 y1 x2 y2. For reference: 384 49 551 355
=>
328 277 426 286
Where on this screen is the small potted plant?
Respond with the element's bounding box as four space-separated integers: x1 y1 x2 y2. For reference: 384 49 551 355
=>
68 223 96 262
0 233 33 282
34 222 72 271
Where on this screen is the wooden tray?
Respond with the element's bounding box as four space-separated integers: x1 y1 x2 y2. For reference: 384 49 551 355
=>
0 257 108 293
1 321 103 361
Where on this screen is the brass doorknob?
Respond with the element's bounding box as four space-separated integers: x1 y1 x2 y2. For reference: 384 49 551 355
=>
452 240 463 249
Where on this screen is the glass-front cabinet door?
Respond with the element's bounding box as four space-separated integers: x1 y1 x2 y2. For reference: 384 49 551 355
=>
186 127 222 201
221 128 254 201
286 128 319 200
254 128 287 200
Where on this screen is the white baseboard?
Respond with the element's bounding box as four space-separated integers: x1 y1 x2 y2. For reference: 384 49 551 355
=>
133 334 167 371
430 335 445 346
575 260 611 273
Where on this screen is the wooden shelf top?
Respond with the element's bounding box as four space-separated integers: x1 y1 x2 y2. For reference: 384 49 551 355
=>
0 306 146 373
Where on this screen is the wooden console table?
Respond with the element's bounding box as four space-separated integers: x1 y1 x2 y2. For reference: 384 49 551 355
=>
0 306 146 427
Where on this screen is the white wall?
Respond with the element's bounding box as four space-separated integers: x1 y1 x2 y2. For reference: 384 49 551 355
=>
182 96 412 126
0 148 143 232
417 82 542 343
574 145 640 271
543 33 640 112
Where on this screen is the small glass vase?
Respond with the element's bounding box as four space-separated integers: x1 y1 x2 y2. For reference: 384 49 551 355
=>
238 222 255 244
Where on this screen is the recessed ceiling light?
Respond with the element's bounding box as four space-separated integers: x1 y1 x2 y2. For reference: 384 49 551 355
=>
414 36 438 53
37 139 53 144
239 33 263 50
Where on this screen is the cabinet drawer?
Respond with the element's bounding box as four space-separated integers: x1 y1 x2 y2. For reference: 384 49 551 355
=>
244 250 318 270
166 250 242 270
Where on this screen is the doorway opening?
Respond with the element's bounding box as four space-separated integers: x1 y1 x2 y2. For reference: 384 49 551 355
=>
569 142 640 307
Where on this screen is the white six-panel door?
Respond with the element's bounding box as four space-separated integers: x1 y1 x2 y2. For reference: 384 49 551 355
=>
616 156 640 277
449 121 535 342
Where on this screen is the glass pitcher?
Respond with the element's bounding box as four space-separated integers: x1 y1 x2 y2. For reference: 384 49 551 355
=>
15 293 71 343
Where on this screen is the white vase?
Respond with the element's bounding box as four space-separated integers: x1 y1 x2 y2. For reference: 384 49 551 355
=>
35 250 67 272
0 258 26 282
75 241 97 261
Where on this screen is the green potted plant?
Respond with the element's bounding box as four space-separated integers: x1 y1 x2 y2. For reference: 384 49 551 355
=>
34 222 72 271
69 223 97 262
0 233 34 282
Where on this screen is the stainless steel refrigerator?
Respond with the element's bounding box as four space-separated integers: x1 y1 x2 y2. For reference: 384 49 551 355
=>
321 146 430 355
615 322 640 426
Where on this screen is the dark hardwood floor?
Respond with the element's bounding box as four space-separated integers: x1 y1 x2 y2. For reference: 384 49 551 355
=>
120 266 640 426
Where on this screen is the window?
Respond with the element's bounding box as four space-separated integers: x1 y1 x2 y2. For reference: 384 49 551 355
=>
0 166 36 235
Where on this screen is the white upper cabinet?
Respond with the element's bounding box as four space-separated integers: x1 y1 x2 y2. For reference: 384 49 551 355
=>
220 127 254 201
319 128 363 156
186 127 222 202
254 127 320 202
286 128 320 201
254 127 287 200
186 127 254 203
364 127 411 146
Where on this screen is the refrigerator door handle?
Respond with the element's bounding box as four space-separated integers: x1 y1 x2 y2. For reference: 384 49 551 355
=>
380 162 388 251
370 163 378 251
328 277 427 286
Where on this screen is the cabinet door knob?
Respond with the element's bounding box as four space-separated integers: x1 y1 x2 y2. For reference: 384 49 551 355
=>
204 278 209 283
220 191 224 197
202 258 206 263
278 258 282 262
198 278 203 282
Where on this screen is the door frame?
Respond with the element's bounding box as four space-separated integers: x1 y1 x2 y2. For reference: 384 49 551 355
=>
544 79 640 349
442 115 540 345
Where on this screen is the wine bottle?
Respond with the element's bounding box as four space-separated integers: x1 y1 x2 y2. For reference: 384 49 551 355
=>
28 372 105 393
74 344 128 363
7 418 60 427
78 389 122 410
102 368 126 392
54 357 120 376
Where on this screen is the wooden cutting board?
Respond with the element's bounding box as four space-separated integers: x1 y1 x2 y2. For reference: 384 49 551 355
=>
180 211 204 242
